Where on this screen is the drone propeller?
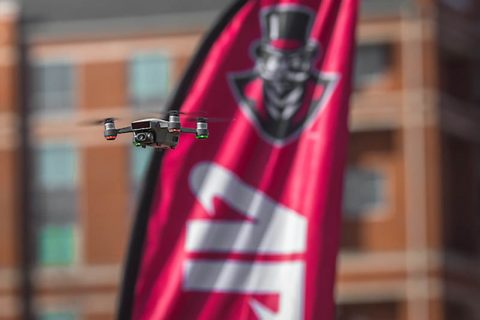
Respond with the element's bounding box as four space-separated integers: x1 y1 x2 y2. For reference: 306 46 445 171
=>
78 111 179 126
183 116 235 123
170 110 206 115
154 110 208 118
79 110 232 125
78 117 119 126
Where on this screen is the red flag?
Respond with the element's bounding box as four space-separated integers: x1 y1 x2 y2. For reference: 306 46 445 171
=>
119 0 358 319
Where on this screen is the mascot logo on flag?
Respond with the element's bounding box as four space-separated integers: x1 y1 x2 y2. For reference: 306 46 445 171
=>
229 5 339 145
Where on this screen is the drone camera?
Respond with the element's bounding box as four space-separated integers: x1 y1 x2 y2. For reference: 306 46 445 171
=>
133 131 155 146
103 119 117 141
195 118 209 139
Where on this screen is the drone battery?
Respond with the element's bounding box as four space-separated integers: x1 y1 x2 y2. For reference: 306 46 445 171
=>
132 120 151 130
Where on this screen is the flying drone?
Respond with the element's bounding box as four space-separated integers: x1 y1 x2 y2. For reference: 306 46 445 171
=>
95 111 209 150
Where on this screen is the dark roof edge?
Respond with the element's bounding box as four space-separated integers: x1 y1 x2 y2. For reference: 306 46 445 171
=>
25 1 418 42
26 10 221 42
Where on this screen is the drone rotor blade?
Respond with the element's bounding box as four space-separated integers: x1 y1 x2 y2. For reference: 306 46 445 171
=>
154 110 208 118
78 114 158 127
179 110 208 116
183 116 235 123
78 117 119 126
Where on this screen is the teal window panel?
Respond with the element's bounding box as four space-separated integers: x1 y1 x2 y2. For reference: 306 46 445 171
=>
131 146 153 185
33 61 75 113
354 43 391 88
36 143 77 189
129 53 170 107
34 142 77 266
38 225 75 266
343 166 386 217
40 311 76 320
130 147 153 203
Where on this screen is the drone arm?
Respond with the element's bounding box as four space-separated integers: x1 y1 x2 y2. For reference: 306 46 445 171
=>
180 127 196 134
117 126 133 134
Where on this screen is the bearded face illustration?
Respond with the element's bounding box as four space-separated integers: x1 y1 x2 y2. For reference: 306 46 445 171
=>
229 5 339 144
255 40 318 121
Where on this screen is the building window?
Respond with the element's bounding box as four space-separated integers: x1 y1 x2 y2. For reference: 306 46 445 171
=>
40 311 77 320
33 61 75 114
33 143 77 266
360 0 408 16
129 53 170 110
130 147 153 201
354 43 391 88
343 166 386 217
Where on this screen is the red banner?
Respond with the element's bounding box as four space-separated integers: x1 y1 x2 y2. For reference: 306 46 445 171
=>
121 0 358 319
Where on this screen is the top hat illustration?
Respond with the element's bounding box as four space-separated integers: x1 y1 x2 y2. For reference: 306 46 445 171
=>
261 7 315 52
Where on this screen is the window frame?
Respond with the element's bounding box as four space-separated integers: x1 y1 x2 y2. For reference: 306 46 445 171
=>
342 164 392 221
33 141 80 267
32 59 77 117
128 51 171 111
129 145 153 207
354 42 393 90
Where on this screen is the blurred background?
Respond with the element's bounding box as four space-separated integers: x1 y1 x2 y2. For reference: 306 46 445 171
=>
0 0 479 319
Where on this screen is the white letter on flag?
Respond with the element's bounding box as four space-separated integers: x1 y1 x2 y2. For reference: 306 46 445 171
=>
184 162 308 319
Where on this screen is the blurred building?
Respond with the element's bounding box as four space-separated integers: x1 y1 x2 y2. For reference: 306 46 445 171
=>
0 0 479 319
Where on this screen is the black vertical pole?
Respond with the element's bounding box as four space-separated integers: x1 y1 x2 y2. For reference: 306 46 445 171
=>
16 5 34 319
